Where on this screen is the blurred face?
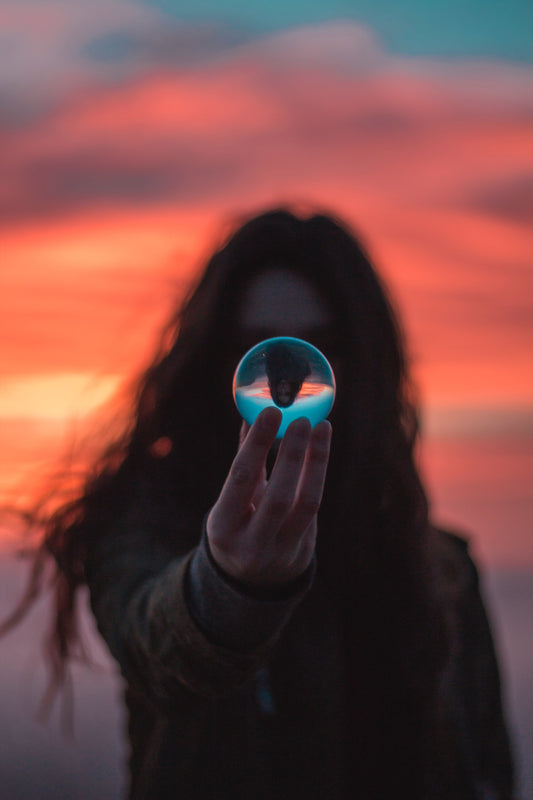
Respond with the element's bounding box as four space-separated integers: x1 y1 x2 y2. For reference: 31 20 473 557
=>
233 268 343 437
237 268 336 355
274 379 293 406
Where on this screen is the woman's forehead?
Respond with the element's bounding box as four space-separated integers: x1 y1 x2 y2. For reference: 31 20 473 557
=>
238 267 333 334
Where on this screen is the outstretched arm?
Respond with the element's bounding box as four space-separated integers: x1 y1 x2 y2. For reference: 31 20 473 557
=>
86 408 331 706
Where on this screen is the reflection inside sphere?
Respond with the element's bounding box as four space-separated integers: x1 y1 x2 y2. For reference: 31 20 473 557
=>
233 337 336 438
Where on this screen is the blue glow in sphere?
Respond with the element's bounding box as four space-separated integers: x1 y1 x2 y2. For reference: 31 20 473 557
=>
233 337 336 438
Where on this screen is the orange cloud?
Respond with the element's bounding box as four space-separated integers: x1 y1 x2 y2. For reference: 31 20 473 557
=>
1 22 532 560
1 26 530 385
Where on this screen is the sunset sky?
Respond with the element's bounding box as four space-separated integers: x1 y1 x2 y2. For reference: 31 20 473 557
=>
0 0 532 565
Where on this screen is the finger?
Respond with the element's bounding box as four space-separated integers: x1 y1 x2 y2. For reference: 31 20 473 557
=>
232 418 266 527
208 407 281 538
251 471 268 509
277 420 331 545
291 517 318 570
249 417 311 542
238 420 266 502
238 419 250 450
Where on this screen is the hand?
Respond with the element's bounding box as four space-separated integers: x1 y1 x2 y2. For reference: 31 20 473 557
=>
207 407 332 588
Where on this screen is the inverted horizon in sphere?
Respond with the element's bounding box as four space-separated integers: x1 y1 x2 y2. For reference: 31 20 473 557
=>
233 337 336 437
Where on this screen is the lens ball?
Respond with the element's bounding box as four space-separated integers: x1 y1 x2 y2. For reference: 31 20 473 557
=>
233 337 335 438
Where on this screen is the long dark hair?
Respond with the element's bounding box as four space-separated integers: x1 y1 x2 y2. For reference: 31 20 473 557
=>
5 207 449 794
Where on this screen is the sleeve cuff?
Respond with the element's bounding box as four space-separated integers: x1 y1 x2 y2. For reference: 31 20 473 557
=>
186 525 316 651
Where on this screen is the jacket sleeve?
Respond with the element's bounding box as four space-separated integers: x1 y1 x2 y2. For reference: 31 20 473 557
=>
444 533 515 800
84 503 313 708
463 551 515 799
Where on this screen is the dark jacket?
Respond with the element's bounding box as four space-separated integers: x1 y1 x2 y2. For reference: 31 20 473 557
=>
85 506 514 800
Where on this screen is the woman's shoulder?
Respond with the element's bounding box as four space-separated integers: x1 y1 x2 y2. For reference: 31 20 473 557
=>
429 524 481 599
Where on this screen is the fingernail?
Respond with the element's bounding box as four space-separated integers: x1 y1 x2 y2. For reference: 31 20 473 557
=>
314 420 332 438
258 406 282 430
312 420 332 448
291 417 311 437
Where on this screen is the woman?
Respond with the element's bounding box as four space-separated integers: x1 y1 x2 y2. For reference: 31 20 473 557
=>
6 209 514 798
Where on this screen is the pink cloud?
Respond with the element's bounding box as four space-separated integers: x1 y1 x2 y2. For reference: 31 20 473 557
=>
1 20 532 561
0 21 530 225
1 24 531 392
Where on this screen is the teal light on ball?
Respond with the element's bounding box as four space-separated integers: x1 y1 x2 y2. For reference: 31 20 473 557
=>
233 337 336 438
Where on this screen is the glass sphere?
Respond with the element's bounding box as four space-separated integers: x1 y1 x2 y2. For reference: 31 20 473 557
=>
233 337 336 438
